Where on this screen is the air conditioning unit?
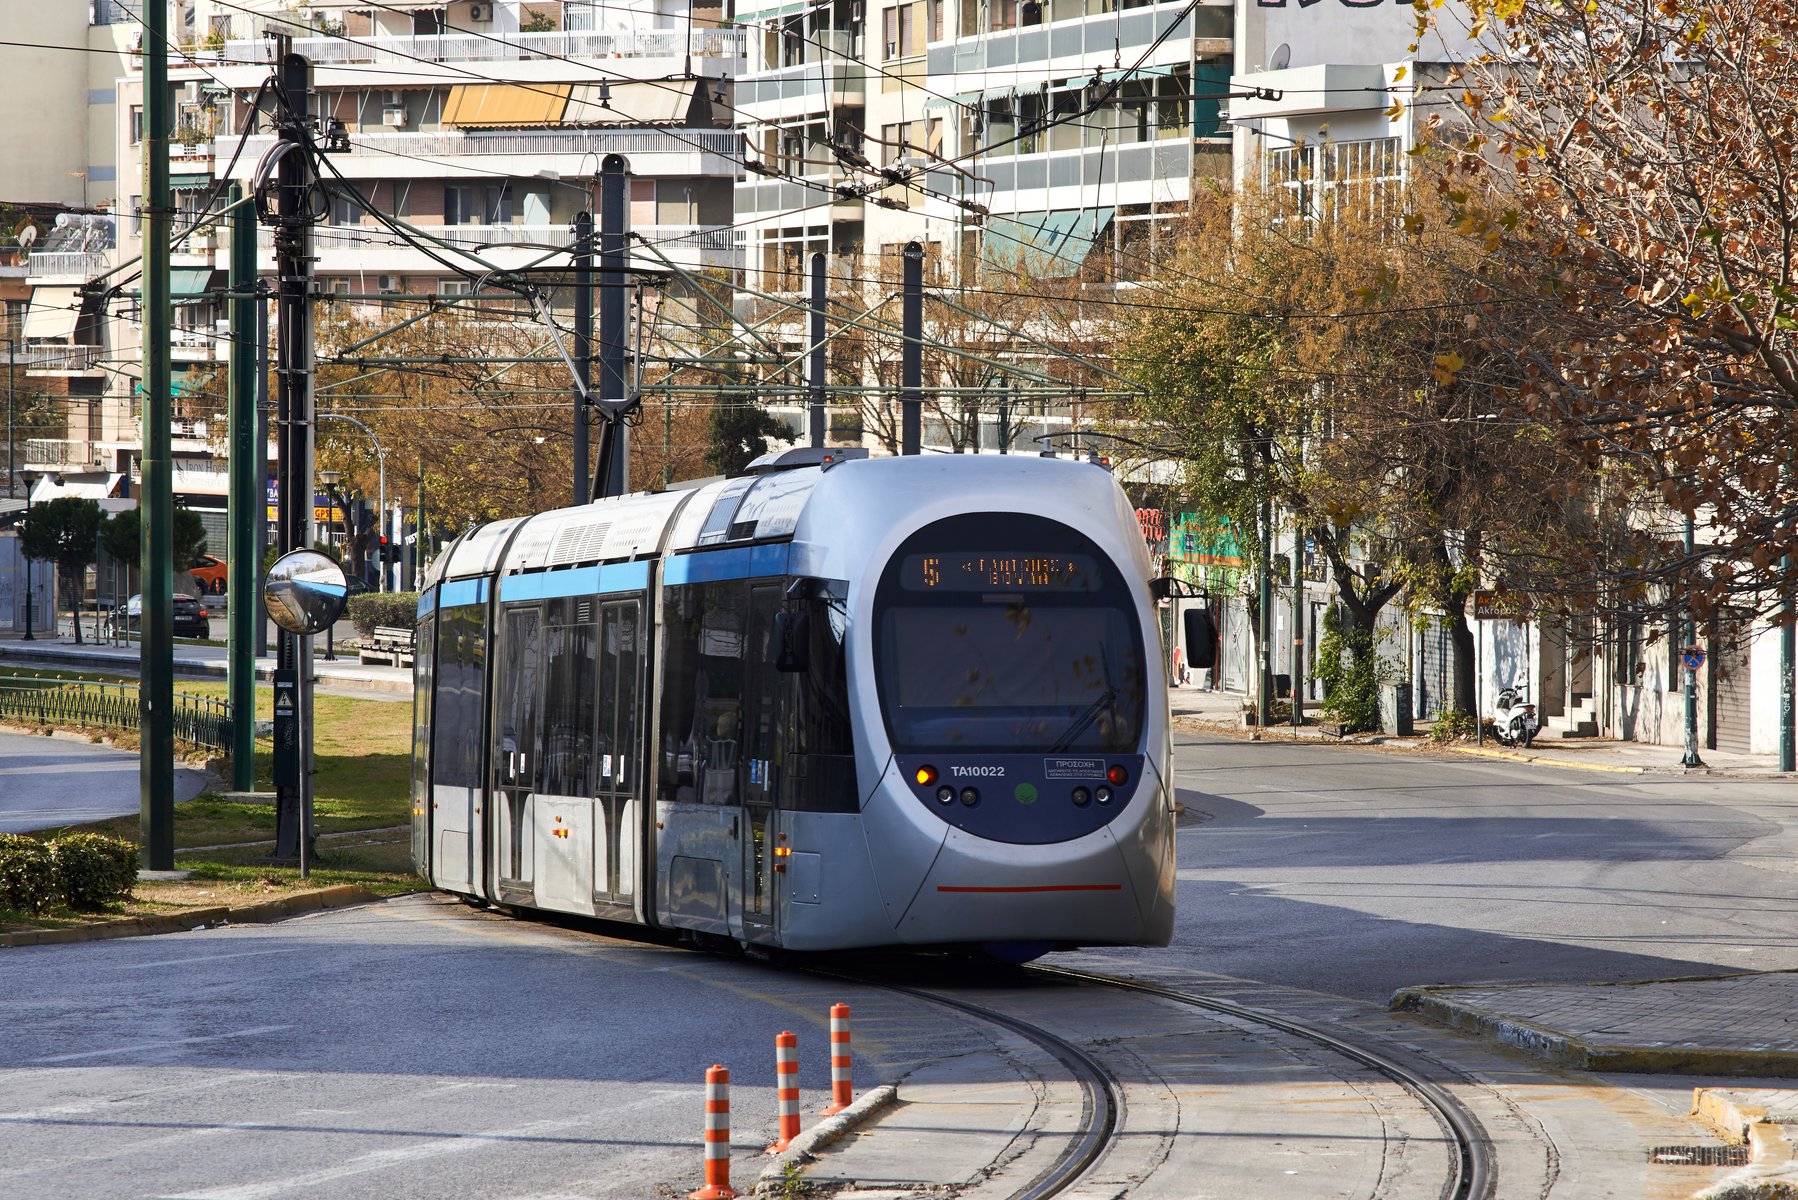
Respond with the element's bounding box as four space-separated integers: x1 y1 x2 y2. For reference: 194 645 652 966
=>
377 275 401 294
468 2 492 20
383 104 409 127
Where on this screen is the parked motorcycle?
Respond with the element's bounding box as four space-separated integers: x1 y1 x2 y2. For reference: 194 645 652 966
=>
1491 684 1540 748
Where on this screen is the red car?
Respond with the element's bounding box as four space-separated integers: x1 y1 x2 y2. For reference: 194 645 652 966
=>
189 554 228 594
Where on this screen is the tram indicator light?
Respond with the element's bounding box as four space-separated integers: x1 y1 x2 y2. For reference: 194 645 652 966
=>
915 764 938 786
1106 764 1128 786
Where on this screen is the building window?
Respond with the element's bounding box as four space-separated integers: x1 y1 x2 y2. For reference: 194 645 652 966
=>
883 3 924 59
129 106 144 145
1264 136 1404 226
483 183 514 224
445 185 475 225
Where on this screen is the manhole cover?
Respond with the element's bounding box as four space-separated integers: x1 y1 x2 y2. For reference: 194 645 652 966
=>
1647 1145 1750 1167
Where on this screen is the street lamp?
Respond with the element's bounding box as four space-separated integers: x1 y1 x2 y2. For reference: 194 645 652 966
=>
19 468 36 639
318 413 386 591
317 469 342 661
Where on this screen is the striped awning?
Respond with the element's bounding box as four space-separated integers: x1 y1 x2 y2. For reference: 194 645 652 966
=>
565 80 699 126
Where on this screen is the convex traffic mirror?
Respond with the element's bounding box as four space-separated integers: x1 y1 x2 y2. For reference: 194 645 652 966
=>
263 549 348 635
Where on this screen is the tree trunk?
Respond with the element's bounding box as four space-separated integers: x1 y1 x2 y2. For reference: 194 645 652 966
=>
66 570 83 644
1450 607 1475 714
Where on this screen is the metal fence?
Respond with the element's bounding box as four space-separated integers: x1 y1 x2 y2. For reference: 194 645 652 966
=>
0 676 232 752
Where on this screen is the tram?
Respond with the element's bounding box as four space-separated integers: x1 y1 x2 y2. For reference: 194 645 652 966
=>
409 450 1176 955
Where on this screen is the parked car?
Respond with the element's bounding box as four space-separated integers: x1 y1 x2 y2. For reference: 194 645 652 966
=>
189 554 228 594
108 594 211 640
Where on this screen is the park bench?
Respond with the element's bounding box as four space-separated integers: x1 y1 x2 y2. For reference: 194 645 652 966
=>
358 624 416 668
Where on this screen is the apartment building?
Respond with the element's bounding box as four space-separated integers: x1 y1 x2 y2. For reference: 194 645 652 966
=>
734 0 1234 288
47 0 744 540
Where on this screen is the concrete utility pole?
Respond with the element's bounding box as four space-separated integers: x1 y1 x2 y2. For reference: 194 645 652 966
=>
571 209 592 507
901 241 923 456
139 0 176 869
808 252 827 449
266 44 320 866
227 183 256 792
593 154 633 499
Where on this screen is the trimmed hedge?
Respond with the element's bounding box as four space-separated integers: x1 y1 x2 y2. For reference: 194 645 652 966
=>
347 591 419 638
0 834 60 915
0 831 138 915
50 833 139 908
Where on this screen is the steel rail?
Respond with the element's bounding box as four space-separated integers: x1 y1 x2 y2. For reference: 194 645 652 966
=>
807 971 1120 1200
1029 964 1495 1200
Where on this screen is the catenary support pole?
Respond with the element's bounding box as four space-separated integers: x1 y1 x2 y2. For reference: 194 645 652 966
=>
901 242 922 456
996 374 1010 454
809 252 826 448
255 280 270 656
571 209 592 507
139 0 176 869
269 45 319 871
594 154 631 499
1782 456 1794 773
227 184 256 792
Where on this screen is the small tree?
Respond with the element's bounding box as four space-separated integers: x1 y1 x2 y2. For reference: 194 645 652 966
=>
101 505 209 581
704 398 791 477
20 497 104 644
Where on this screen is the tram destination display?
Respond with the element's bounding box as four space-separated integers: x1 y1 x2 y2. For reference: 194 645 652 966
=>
901 553 1100 592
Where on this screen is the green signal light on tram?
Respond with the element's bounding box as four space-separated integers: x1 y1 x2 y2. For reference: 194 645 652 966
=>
1013 782 1038 805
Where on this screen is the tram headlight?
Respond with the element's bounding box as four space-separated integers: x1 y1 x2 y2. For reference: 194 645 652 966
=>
959 787 980 806
1095 786 1113 804
916 764 938 786
1071 786 1091 807
1106 764 1129 786
936 785 955 804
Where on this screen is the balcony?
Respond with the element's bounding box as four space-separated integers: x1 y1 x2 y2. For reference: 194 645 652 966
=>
19 344 104 373
260 222 743 273
224 27 744 69
227 127 743 178
24 439 99 471
27 251 110 280
172 327 218 362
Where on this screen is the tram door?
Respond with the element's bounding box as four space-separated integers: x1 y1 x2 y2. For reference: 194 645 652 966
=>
740 584 781 941
594 596 644 915
493 604 542 903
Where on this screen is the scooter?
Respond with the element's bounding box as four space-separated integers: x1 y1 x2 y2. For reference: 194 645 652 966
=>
1491 683 1540 748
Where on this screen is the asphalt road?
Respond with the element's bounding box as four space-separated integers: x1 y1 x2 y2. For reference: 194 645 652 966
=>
0 729 207 833
1079 731 1798 1002
0 896 1005 1200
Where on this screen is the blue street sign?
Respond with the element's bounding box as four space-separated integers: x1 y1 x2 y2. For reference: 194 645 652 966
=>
1682 646 1706 672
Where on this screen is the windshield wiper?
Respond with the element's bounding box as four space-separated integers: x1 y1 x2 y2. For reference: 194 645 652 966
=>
1048 686 1119 753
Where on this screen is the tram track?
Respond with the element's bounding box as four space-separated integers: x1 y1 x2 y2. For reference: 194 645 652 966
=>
1028 963 1496 1200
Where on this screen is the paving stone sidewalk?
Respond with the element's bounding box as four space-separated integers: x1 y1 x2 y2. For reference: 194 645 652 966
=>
1394 971 1798 1077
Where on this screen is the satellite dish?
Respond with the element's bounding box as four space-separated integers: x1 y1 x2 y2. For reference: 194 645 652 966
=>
16 225 36 252
1270 43 1291 71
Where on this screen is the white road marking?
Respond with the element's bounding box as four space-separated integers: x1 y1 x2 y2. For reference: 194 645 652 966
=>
117 949 304 970
156 1117 587 1199
30 1025 295 1064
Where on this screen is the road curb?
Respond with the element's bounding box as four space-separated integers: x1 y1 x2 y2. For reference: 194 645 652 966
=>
0 884 381 949
1446 744 1646 773
754 1084 899 1192
1692 1087 1798 1198
1391 985 1798 1077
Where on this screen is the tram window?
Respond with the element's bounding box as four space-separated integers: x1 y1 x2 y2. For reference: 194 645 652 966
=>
537 606 597 797
788 593 852 757
411 612 435 805
432 603 487 788
600 600 641 789
657 582 746 806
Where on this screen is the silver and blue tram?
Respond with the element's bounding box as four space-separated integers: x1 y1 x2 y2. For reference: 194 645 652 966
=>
409 451 1175 954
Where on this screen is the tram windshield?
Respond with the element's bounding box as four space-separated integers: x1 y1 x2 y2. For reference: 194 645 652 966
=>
873 514 1146 754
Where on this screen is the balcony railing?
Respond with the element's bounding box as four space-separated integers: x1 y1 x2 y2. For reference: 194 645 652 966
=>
267 222 744 259
24 438 96 469
231 127 740 167
636 225 746 253
224 26 743 68
28 250 110 279
19 344 103 371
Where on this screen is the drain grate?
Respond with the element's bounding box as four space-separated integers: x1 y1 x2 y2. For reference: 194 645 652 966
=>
1648 1144 1750 1167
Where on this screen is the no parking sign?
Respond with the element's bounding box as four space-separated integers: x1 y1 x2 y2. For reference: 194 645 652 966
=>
1681 645 1706 672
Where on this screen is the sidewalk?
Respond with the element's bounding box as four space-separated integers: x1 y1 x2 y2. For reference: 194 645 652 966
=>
0 629 412 695
1168 683 1789 778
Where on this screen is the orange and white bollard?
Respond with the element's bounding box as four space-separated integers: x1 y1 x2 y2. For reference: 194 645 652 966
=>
821 1003 853 1117
689 1064 739 1200
768 1031 801 1152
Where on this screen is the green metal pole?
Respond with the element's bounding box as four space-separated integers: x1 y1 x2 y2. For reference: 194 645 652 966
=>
1258 494 1273 733
139 0 175 869
1682 514 1705 768
227 184 255 791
